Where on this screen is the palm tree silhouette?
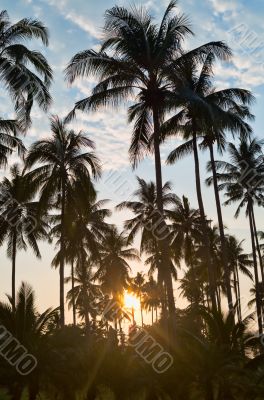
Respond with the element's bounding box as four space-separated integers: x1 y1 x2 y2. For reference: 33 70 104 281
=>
65 257 101 332
209 138 264 334
142 276 161 324
131 272 145 327
117 177 177 309
25 116 101 326
0 164 49 310
0 10 52 128
226 235 253 321
94 227 139 329
166 54 253 310
0 282 58 399
0 119 25 167
52 189 111 327
65 1 231 316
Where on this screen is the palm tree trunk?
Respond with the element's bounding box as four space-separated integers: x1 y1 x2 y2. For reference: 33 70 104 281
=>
251 206 264 320
233 270 240 322
151 306 154 325
155 240 166 314
140 293 144 327
11 231 17 313
216 287 221 311
80 253 90 334
248 200 263 335
192 129 217 311
208 142 233 309
71 260 76 326
235 264 242 321
59 179 66 327
202 284 206 307
251 207 264 283
152 105 175 316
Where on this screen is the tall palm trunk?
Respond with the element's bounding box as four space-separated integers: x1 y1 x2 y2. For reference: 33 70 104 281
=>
140 293 144 327
192 129 217 311
11 231 17 313
151 306 154 325
59 179 66 327
71 260 76 326
252 208 264 283
80 252 90 334
216 287 221 311
248 200 263 335
233 270 240 322
235 265 242 321
208 142 233 309
155 240 166 314
152 105 175 315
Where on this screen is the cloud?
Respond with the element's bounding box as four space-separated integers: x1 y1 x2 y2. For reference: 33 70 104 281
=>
43 0 101 40
69 107 132 170
208 0 238 15
64 11 102 39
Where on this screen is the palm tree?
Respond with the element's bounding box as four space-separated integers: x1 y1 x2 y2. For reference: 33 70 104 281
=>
209 138 264 334
25 116 101 326
142 277 161 324
131 272 145 327
167 195 201 267
65 258 102 331
226 235 253 321
52 189 111 326
0 164 49 310
166 54 253 310
0 282 58 400
0 10 52 128
179 267 204 307
94 227 139 309
65 1 231 316
0 118 25 167
117 177 177 306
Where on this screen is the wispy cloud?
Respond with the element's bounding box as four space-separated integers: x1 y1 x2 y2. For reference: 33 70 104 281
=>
64 11 102 39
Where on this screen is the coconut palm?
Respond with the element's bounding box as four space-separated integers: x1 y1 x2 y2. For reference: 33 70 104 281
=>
0 118 25 167
179 267 204 307
167 195 201 266
0 164 49 310
142 276 161 324
52 188 111 326
65 258 102 331
65 1 231 316
209 138 264 334
117 177 177 294
226 235 253 321
94 227 140 302
165 54 253 310
0 282 58 400
131 272 145 327
25 116 101 326
0 10 52 128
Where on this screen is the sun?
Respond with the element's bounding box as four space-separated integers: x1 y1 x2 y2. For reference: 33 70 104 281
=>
123 292 140 310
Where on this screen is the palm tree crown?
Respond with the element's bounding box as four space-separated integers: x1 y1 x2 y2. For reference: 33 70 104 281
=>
0 10 53 127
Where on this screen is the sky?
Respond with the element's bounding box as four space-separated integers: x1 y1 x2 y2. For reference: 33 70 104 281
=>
0 0 263 322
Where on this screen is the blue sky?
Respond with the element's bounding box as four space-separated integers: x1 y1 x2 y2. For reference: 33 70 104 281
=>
0 0 263 320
